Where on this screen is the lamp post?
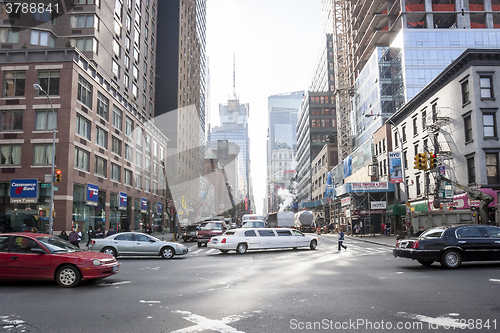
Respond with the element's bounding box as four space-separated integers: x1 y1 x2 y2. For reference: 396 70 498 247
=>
33 83 56 235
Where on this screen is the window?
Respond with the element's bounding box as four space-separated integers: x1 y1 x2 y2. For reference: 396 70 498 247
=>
74 147 90 171
30 30 55 47
134 8 141 26
486 153 499 184
0 144 21 165
95 155 107 177
153 140 158 157
112 106 122 131
135 173 142 189
1 110 23 131
77 75 92 108
394 131 399 147
160 146 164 160
112 60 120 77
456 226 482 238
125 116 133 137
467 156 475 184
76 114 90 139
97 92 109 120
111 163 121 182
257 230 275 237
136 151 142 168
422 110 426 129
133 26 140 45
125 55 130 69
125 36 131 51
133 47 139 62
136 127 142 146
132 83 138 98
0 28 19 43
145 157 151 172
70 15 98 29
69 37 97 53
126 14 131 31
480 76 494 99
414 144 418 156
144 178 150 192
124 74 129 88
461 80 469 104
464 114 473 142
35 110 57 130
416 175 421 196
483 113 497 138
112 39 120 57
276 230 292 236
4 71 25 97
145 133 151 151
153 162 158 175
125 144 133 162
124 169 132 186
37 70 60 96
96 127 108 149
33 144 54 165
403 151 408 169
112 136 122 156
412 117 418 135
114 0 123 20
133 65 139 80
402 126 407 142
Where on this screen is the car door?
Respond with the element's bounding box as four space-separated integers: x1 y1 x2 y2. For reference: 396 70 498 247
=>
243 230 260 250
0 235 10 278
113 233 136 255
293 230 309 247
275 229 295 248
455 226 492 261
483 226 500 260
134 233 160 255
8 236 52 279
257 229 277 249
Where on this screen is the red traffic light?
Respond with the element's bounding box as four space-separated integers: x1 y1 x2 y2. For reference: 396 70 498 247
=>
56 169 62 175
39 210 44 216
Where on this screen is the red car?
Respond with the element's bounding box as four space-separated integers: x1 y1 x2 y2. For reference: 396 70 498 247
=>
0 233 119 287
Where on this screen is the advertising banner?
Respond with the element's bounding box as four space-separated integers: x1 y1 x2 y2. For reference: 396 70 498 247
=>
157 202 163 214
86 183 99 206
141 198 148 212
351 182 388 191
118 192 127 210
389 152 403 183
10 179 38 203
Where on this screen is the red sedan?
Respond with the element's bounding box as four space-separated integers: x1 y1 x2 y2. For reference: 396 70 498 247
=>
0 233 119 287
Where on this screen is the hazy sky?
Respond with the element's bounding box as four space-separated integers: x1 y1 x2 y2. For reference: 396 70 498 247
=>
206 0 324 215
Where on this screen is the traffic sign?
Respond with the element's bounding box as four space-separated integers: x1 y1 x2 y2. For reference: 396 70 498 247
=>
439 165 445 175
41 183 51 188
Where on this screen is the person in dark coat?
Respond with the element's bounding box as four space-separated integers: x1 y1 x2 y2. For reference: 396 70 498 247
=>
338 229 347 251
95 227 104 239
86 226 95 248
68 229 79 247
58 231 69 241
106 227 117 237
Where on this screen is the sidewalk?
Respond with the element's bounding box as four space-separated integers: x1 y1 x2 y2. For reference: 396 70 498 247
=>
345 233 398 248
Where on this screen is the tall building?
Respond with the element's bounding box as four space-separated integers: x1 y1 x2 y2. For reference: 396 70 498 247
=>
154 0 207 223
0 0 170 236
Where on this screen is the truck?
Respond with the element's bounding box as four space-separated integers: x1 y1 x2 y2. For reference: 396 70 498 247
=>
294 211 315 233
408 174 495 235
267 212 294 228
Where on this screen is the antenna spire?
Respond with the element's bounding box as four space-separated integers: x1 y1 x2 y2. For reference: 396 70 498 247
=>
233 53 236 98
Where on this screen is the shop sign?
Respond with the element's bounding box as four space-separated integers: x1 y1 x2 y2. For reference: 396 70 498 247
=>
370 201 387 209
157 202 163 214
141 198 148 212
86 183 99 206
341 197 351 207
345 209 351 218
10 179 38 203
351 182 388 191
118 192 127 210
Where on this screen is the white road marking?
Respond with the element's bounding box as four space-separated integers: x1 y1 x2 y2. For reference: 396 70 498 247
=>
171 310 253 333
490 279 500 283
98 280 131 286
206 249 217 254
396 312 467 329
140 300 161 303
192 249 204 254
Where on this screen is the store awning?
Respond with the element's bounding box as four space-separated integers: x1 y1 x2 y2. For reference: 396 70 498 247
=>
386 203 406 216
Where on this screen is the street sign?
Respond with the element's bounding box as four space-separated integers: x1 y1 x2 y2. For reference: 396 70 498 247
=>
53 187 58 191
439 165 445 175
41 183 51 188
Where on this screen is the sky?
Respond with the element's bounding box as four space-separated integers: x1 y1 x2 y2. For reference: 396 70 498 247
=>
206 0 324 215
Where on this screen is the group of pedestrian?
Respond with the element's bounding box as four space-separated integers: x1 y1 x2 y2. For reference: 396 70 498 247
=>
380 221 391 236
58 226 118 249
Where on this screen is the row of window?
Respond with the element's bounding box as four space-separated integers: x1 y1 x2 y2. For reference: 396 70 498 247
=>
3 70 59 98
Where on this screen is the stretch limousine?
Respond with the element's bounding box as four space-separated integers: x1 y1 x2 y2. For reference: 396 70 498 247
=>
207 228 320 254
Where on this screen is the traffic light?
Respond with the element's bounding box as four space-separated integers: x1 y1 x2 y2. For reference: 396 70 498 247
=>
414 154 419 169
429 153 437 169
416 153 428 170
55 169 62 183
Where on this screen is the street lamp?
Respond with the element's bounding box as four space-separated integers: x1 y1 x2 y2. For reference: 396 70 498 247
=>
33 83 56 235
365 113 407 202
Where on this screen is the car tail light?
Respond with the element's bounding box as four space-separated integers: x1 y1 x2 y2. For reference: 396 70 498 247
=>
395 240 400 248
91 240 96 245
411 241 419 249
221 238 226 243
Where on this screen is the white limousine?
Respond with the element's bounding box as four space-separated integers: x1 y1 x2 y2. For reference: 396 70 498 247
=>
207 228 320 254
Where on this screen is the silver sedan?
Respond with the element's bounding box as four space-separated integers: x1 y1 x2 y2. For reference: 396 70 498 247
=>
88 232 188 259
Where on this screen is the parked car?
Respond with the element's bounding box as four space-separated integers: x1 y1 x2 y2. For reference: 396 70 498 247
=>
182 225 199 242
393 225 500 268
0 233 119 287
241 220 266 228
89 232 188 259
197 221 227 247
207 228 320 254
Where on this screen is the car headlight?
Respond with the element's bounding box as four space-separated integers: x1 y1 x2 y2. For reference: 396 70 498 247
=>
92 259 102 266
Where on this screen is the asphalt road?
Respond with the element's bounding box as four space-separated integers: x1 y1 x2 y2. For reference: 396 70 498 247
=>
1 234 500 333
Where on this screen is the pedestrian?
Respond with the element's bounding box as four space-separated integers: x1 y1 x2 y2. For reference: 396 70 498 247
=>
86 226 94 248
146 224 152 235
58 230 69 241
381 222 386 236
106 226 117 237
31 227 38 233
338 228 347 251
68 228 79 247
95 227 104 239
355 224 360 236
386 221 391 236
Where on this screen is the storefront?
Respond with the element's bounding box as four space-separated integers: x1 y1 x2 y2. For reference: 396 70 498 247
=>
72 183 106 241
134 197 149 231
110 191 129 232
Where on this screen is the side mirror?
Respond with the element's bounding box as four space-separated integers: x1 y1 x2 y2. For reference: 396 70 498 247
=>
31 248 45 254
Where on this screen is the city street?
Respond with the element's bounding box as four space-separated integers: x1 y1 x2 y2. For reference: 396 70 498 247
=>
1 234 500 333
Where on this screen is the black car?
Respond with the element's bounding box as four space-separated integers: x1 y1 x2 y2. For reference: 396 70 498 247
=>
393 225 500 268
182 225 198 242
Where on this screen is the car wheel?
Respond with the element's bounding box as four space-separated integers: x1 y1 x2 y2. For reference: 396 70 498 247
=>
101 247 117 257
161 246 175 259
56 265 81 288
417 260 434 266
197 242 201 247
309 240 317 250
440 249 462 269
236 243 248 254
220 249 229 254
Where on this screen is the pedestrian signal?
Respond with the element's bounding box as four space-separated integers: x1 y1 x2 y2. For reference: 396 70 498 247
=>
55 169 62 183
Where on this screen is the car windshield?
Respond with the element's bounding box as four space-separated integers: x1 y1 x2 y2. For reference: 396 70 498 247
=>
242 221 265 228
36 236 81 253
420 228 445 238
200 222 223 230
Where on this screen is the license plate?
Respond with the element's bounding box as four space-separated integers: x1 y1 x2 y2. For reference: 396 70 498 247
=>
211 239 218 244
112 265 119 273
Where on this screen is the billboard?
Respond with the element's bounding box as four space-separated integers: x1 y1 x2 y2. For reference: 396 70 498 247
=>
389 152 403 184
10 179 38 203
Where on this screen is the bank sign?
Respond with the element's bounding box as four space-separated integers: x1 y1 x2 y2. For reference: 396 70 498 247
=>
86 183 99 206
10 179 38 203
157 202 163 214
141 198 148 212
119 192 127 210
